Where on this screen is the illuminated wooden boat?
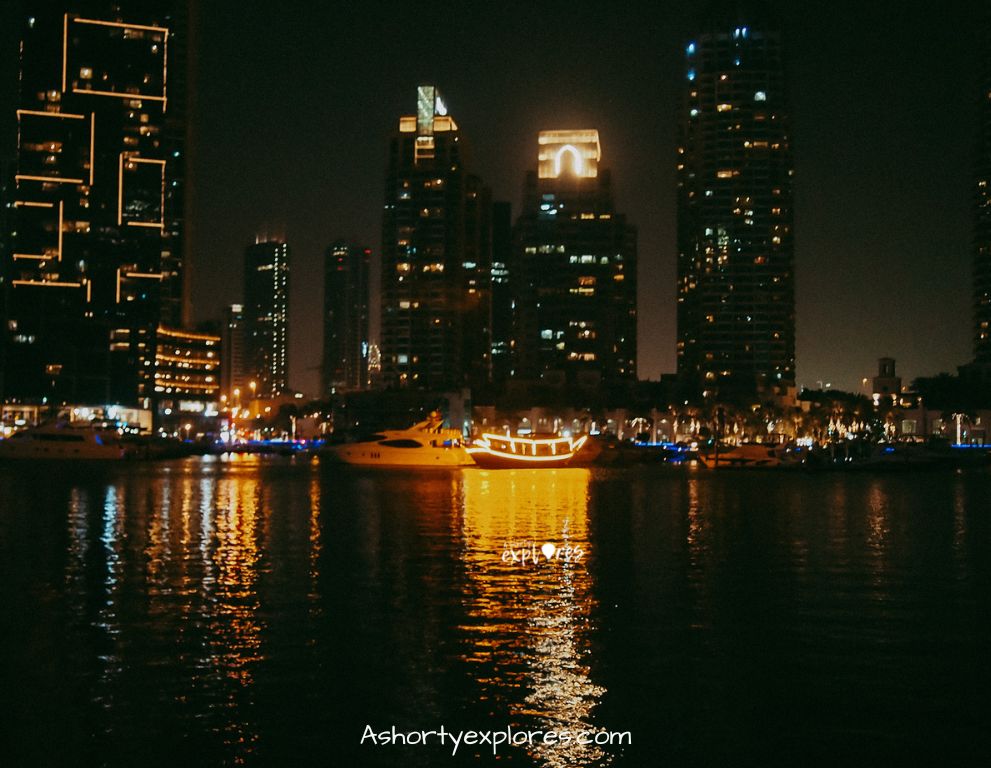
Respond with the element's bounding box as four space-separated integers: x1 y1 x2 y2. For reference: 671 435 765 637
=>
466 433 588 469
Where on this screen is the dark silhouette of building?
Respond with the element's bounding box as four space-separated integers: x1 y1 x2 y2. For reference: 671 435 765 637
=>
871 357 901 405
513 130 637 387
2 1 191 405
975 20 991 363
323 241 370 395
676 1 795 398
490 201 513 387
380 85 492 391
220 302 245 398
244 240 289 396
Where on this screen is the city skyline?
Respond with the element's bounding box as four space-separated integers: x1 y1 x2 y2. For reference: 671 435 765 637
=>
1 1 987 396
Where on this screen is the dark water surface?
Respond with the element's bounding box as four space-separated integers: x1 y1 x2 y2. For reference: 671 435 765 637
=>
1 457 989 767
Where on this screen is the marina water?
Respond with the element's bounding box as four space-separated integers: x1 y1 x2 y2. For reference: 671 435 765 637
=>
1 458 988 766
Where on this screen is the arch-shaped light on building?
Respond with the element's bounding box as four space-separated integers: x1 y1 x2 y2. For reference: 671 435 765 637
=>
554 144 583 177
537 130 601 179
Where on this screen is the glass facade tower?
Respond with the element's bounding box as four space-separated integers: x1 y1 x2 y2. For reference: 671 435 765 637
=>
323 241 370 395
514 130 637 386
975 23 991 363
380 85 492 391
244 240 289 396
676 2 795 397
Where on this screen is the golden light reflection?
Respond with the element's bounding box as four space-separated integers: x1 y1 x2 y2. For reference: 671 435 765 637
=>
209 472 264 689
308 473 322 601
686 476 702 549
459 469 612 767
138 460 267 761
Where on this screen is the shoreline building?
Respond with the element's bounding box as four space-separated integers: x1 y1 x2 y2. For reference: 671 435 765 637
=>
244 239 289 396
2 2 193 408
513 130 637 387
323 241 370 395
380 85 492 391
676 1 796 399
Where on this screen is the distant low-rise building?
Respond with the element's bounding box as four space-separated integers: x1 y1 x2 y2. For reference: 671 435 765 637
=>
871 357 902 405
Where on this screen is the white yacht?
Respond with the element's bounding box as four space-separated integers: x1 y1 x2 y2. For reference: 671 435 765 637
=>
0 421 128 461
322 416 474 467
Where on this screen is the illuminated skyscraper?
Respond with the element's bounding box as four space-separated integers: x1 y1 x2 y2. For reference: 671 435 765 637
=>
513 130 637 386
676 3 795 397
2 1 190 404
380 85 492 391
975 24 991 363
323 241 370 394
244 240 289 396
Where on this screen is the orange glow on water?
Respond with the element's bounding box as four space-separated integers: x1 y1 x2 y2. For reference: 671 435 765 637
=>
459 469 609 766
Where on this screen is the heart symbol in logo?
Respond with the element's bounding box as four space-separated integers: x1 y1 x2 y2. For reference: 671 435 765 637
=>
541 542 556 560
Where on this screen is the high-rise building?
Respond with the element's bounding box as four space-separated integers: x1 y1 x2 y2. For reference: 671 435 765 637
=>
243 240 289 396
380 85 492 391
975 22 991 363
0 161 14 400
676 2 795 397
323 241 370 395
2 2 190 404
490 201 513 387
513 130 637 386
220 302 245 398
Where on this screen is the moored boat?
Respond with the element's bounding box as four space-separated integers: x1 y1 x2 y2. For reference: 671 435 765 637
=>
0 421 128 461
322 416 474 467
466 432 588 469
697 442 787 468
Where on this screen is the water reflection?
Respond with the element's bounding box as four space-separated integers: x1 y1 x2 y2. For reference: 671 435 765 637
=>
59 458 307 764
5 461 988 766
460 469 611 767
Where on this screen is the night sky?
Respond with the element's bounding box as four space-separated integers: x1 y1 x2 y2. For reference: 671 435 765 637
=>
2 1 988 396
